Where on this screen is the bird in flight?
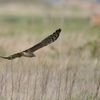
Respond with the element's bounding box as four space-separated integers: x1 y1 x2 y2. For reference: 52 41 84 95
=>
0 28 61 60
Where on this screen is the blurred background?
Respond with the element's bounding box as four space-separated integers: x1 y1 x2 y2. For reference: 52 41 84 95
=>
0 0 100 55
0 0 100 100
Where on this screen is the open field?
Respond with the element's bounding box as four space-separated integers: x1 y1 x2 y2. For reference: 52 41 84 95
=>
0 10 100 100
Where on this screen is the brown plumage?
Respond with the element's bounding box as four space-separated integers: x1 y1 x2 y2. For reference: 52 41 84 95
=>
0 28 61 60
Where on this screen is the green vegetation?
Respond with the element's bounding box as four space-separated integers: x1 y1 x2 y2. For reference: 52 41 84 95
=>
0 15 100 36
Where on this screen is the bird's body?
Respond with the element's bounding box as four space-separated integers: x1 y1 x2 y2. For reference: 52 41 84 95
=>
22 51 35 57
0 28 61 60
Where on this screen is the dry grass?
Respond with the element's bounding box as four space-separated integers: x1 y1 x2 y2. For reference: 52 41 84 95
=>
0 31 100 100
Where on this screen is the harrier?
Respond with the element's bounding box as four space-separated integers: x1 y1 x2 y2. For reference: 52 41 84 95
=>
0 28 61 60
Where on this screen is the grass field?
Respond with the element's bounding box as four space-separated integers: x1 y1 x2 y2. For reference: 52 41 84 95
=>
0 14 100 100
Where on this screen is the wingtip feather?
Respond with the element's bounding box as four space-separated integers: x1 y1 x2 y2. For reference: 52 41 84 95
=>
56 28 61 33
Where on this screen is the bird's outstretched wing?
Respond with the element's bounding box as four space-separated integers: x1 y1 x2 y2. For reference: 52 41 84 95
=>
24 28 61 52
0 52 23 60
0 28 61 60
